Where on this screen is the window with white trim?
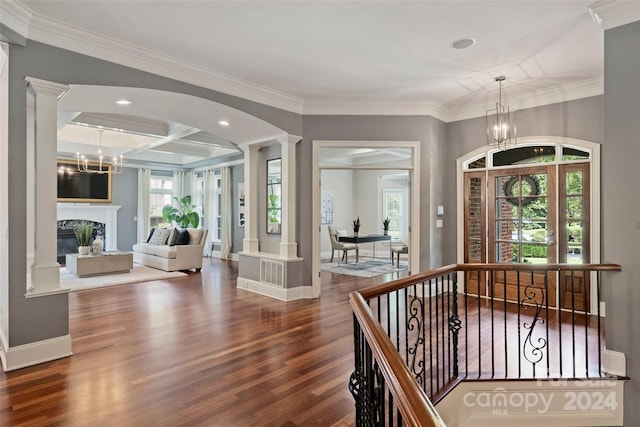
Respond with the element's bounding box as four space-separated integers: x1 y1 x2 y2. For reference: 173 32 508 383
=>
149 176 173 228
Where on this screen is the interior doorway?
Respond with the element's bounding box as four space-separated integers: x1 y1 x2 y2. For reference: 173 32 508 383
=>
311 140 421 297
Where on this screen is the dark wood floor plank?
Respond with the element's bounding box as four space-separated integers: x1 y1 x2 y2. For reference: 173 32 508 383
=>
1 259 399 426
0 260 600 426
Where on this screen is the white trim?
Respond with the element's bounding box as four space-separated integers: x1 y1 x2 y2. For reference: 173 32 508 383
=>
4 2 606 120
590 0 640 30
25 13 303 114
0 1 32 41
57 204 121 251
602 348 626 377
457 137 602 312
1 335 72 372
312 140 420 298
236 277 314 302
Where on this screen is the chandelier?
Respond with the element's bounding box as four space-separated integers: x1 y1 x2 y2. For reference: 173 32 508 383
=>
486 76 516 149
76 128 124 174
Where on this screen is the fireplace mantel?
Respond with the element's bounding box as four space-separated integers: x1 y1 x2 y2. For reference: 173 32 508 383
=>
57 204 121 250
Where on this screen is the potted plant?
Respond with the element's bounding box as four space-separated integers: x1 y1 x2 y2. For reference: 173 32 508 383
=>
352 216 361 237
382 217 391 235
267 193 280 233
162 195 200 228
74 221 94 255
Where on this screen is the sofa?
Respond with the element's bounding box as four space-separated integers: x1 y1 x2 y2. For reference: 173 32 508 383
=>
132 227 208 272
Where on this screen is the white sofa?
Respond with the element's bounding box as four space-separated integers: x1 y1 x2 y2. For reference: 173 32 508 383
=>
133 228 208 272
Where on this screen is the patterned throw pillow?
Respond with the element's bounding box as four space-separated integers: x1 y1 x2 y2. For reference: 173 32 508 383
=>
166 228 179 246
148 227 172 245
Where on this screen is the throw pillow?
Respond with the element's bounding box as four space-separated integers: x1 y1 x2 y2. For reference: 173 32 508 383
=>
167 228 179 246
146 227 156 243
148 227 172 245
174 228 190 245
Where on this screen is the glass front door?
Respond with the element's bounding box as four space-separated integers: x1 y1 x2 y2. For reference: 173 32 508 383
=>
464 160 591 310
488 166 557 306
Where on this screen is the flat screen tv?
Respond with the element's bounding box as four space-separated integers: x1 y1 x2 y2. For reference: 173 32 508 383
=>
57 160 112 203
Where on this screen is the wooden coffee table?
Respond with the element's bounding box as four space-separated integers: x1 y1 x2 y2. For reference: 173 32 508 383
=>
65 251 133 278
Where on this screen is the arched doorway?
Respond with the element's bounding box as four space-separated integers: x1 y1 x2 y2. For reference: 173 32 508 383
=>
457 137 600 312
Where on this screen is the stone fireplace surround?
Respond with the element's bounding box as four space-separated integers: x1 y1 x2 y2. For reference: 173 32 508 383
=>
57 205 121 262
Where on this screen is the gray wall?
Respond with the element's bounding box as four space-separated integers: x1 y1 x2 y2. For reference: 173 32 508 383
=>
445 96 604 264
320 169 354 254
231 163 245 253
602 21 640 425
5 39 300 347
301 115 448 280
112 168 138 251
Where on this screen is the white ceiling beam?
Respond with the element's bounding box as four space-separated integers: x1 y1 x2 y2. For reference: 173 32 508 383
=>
123 123 201 156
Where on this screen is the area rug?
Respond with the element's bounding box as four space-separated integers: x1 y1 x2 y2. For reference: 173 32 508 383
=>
60 264 188 292
321 259 408 278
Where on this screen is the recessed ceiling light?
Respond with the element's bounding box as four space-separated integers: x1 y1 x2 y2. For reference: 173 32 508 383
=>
116 99 131 105
219 120 230 127
452 38 476 49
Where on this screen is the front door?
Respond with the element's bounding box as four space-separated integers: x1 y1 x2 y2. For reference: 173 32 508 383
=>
464 160 592 310
487 166 557 306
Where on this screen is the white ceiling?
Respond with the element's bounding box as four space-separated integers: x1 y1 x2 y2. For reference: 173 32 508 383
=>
2 0 624 167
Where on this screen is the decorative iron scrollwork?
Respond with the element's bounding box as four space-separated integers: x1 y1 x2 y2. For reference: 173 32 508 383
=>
520 282 547 365
407 295 425 385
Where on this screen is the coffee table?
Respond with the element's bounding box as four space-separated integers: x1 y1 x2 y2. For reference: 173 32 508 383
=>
65 251 133 278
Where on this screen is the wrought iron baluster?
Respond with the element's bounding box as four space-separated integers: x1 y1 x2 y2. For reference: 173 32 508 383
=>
448 273 461 378
520 271 547 377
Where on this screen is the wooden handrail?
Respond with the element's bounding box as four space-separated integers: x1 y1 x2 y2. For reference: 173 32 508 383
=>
350 262 622 425
359 262 622 299
350 292 447 427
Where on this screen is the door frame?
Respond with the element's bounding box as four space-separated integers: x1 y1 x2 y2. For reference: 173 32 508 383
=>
456 136 601 313
312 140 421 297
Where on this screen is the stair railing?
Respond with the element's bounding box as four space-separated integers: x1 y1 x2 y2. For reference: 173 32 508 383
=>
349 263 621 426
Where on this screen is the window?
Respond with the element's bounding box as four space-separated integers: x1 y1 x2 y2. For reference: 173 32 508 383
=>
149 176 173 228
194 172 205 225
214 174 222 241
383 189 406 242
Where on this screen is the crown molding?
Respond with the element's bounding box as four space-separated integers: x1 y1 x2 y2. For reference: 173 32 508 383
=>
303 100 446 119
589 0 640 30
442 77 604 122
7 1 607 123
0 1 32 37
26 10 304 114
302 78 603 123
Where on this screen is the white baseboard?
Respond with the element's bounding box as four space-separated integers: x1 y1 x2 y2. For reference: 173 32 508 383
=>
237 277 315 301
1 335 72 371
602 349 626 377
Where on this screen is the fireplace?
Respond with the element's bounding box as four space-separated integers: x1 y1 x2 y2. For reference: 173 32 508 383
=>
57 204 121 264
57 220 106 264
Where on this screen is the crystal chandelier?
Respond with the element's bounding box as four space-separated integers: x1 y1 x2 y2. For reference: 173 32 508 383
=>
486 76 516 149
76 128 124 174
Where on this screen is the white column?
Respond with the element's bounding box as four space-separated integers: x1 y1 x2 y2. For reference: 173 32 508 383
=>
241 144 259 253
26 77 69 293
279 134 302 258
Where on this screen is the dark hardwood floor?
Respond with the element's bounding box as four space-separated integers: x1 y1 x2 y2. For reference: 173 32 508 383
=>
0 258 407 426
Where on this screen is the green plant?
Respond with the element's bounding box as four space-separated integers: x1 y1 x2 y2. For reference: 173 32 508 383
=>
162 195 200 228
74 221 94 246
268 193 280 223
382 217 391 231
352 216 361 233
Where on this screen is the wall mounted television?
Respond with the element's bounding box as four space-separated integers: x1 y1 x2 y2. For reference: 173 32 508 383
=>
57 160 112 203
